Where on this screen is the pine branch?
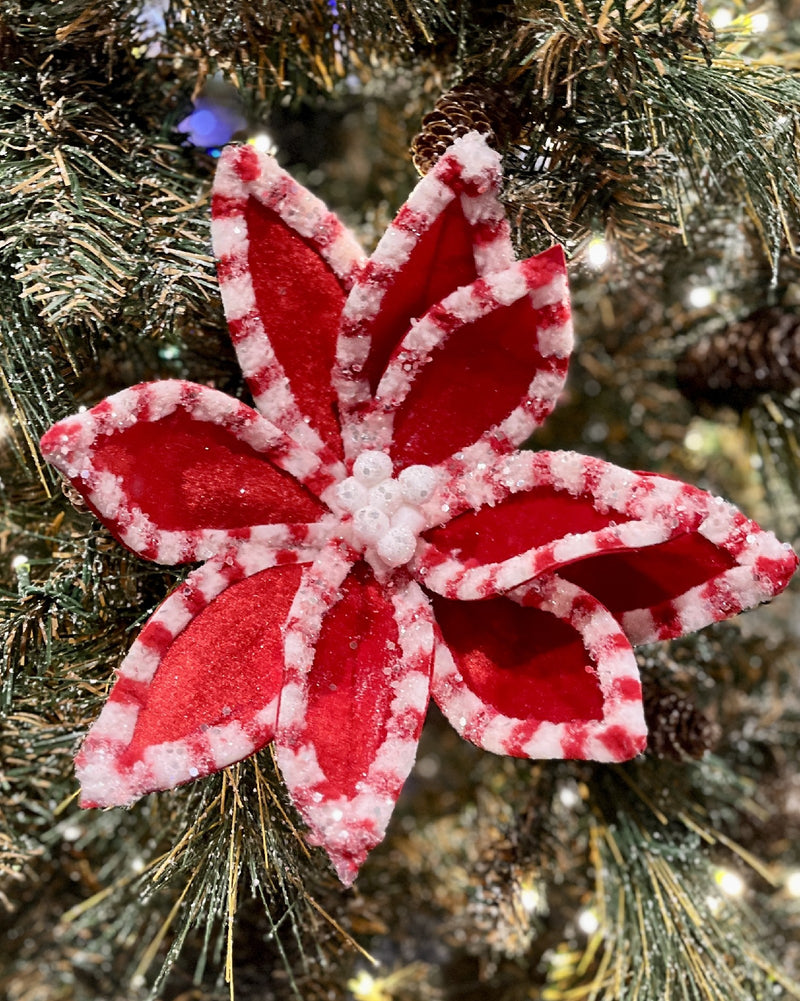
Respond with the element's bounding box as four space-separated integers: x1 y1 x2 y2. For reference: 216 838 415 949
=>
542 762 800 1001
499 1 800 257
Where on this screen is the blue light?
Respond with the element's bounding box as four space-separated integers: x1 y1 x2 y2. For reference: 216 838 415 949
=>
189 109 218 141
176 86 247 150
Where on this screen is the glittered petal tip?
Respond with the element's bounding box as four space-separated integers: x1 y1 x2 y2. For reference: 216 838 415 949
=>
76 549 310 808
418 451 798 640
334 131 516 443
40 381 330 564
276 552 434 885
431 574 647 763
212 143 365 464
574 494 799 644
360 247 571 466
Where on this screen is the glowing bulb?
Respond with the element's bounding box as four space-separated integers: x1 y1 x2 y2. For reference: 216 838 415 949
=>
12 554 29 570
711 6 733 27
520 880 545 914
684 428 706 452
586 237 610 270
250 132 277 154
750 11 769 31
577 907 600 934
687 285 716 309
348 970 381 1001
786 870 800 897
558 784 580 808
714 867 745 897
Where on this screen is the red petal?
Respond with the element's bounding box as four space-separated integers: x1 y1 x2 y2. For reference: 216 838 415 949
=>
212 144 365 464
334 133 516 448
417 451 798 640
359 249 571 466
75 548 308 807
431 574 646 761
40 381 329 564
276 551 434 884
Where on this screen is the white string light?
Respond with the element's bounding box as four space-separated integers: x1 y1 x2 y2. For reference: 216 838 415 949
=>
519 879 545 914
250 132 277 155
687 285 716 309
586 237 610 270
714 866 746 898
710 6 734 28
558 784 581 808
786 870 800 897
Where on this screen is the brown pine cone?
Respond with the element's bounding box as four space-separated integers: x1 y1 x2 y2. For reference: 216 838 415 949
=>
643 680 720 760
411 80 519 175
676 307 800 410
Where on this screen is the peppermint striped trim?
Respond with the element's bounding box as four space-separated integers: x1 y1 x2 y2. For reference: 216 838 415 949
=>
358 257 572 457
276 549 434 884
414 451 706 597
414 450 797 638
432 574 647 762
212 143 364 466
76 544 314 807
423 450 706 536
40 381 338 565
621 495 798 643
334 132 516 453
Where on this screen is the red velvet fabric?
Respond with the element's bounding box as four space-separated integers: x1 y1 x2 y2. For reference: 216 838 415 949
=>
302 561 403 799
122 564 304 757
363 201 477 392
389 297 551 468
425 484 737 616
245 199 346 455
424 486 634 564
558 535 737 616
432 594 604 723
91 409 324 530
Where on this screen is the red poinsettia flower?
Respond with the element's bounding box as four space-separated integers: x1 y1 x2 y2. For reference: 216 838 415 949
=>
40 134 797 884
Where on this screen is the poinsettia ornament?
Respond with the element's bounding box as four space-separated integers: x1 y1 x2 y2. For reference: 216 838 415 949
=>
40 134 797 884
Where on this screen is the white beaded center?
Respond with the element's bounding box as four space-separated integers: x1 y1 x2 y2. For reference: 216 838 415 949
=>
334 451 438 569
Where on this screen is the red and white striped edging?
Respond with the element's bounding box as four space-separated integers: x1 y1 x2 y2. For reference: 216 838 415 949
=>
276 549 434 884
358 254 572 458
431 573 647 762
333 132 516 451
75 542 314 807
212 143 364 471
412 449 797 643
40 381 339 565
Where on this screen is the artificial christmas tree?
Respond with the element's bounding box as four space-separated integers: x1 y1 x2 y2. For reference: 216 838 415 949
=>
3 3 800 1000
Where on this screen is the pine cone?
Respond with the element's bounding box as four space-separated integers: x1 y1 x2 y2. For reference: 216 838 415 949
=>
643 680 720 760
676 307 800 410
411 81 518 175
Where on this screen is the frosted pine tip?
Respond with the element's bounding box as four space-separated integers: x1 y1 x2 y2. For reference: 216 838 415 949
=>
334 451 438 569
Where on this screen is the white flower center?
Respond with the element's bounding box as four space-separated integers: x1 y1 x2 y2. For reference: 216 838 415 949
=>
334 451 438 569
